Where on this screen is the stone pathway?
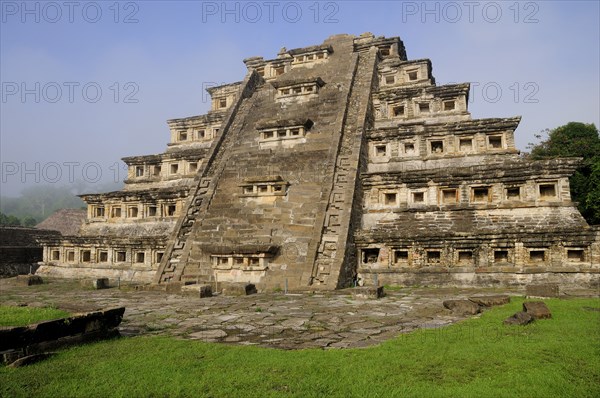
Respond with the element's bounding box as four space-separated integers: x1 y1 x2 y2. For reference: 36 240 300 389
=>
0 278 534 349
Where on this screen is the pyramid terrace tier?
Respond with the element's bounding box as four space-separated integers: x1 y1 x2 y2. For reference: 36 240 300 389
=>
377 58 435 89
366 117 523 172
122 148 210 187
38 235 167 283
374 83 472 125
79 187 189 227
354 229 599 288
362 157 580 209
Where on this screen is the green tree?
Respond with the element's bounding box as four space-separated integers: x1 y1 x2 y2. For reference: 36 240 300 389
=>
22 216 38 227
528 122 600 224
0 212 22 226
0 184 86 223
584 161 600 223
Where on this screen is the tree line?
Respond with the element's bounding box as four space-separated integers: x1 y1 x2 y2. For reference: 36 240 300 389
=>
527 122 599 225
0 181 122 226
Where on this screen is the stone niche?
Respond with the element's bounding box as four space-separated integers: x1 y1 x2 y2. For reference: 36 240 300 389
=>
207 82 241 112
256 118 313 149
289 45 333 68
271 78 325 103
203 244 279 285
239 176 289 204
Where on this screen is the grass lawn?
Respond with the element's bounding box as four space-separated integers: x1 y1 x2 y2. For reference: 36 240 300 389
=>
0 306 70 327
1 297 599 397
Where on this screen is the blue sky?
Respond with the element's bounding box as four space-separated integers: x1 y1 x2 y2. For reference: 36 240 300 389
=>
1 0 599 196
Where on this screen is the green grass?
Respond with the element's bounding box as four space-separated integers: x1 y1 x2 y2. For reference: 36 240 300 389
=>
1 297 599 397
0 306 70 327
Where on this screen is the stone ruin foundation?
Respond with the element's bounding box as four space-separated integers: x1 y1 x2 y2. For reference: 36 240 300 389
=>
36 33 600 291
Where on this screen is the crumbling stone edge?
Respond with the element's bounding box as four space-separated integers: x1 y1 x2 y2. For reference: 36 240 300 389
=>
0 307 125 366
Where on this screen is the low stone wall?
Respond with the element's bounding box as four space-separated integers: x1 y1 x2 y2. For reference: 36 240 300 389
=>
35 264 155 284
359 270 600 288
0 307 125 365
0 261 40 278
0 227 60 278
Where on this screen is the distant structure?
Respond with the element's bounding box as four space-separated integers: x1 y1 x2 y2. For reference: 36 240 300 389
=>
36 209 86 236
37 33 600 289
1 227 60 277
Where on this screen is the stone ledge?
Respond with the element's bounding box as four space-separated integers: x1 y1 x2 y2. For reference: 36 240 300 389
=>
0 307 125 365
358 268 600 274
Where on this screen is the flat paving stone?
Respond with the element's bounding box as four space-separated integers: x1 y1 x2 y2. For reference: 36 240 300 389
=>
3 277 578 350
189 329 228 340
280 318 308 328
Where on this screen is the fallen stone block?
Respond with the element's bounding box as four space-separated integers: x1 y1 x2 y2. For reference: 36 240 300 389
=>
92 278 109 290
245 284 258 295
469 295 510 307
503 311 533 326
0 307 125 364
350 286 385 299
221 283 257 296
523 301 552 319
8 352 56 368
526 283 559 298
165 282 182 294
0 349 24 365
16 275 43 286
199 285 212 298
443 299 480 315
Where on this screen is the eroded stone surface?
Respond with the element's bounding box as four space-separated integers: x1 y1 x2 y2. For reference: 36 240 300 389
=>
523 302 552 319
0 278 533 349
503 311 533 326
350 286 385 299
526 284 559 298
443 299 480 315
469 295 510 307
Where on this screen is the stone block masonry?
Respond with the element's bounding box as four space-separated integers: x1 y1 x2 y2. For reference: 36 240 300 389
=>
36 33 599 290
0 307 125 365
0 227 61 277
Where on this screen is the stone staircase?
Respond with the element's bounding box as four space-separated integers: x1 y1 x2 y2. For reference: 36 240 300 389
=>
155 71 261 283
308 47 379 288
156 35 380 289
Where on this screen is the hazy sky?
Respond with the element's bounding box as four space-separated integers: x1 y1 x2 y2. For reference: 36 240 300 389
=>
1 0 599 197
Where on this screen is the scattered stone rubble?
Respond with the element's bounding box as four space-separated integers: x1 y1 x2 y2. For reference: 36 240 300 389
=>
442 294 511 315
504 301 552 325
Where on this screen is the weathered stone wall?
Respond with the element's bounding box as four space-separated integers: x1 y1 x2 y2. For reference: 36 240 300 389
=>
37 235 163 283
0 227 60 277
1 307 125 365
